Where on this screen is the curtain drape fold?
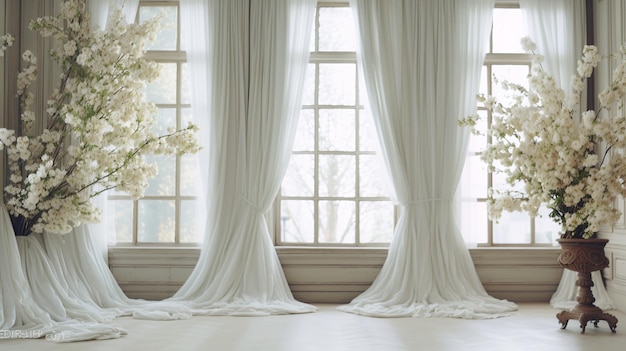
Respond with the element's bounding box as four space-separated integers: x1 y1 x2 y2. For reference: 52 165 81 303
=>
175 0 317 315
338 0 517 319
1 2 194 342
520 0 614 311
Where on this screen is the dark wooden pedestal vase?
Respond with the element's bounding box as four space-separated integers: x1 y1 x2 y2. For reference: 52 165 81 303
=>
556 238 618 333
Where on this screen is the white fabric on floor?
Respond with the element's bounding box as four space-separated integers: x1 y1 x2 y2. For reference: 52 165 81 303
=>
173 0 317 315
551 270 614 311
1 203 127 342
520 0 614 311
42 225 195 320
338 0 517 319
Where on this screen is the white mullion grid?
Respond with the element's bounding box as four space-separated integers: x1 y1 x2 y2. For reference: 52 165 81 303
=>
175 0 182 243
312 6 320 245
313 73 358 245
486 0 552 246
486 63 494 246
175 63 182 244
278 1 390 246
312 3 358 245
483 56 542 246
127 1 185 245
314 65 320 245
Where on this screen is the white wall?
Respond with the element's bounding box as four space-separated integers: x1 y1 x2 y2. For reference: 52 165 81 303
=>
595 0 626 313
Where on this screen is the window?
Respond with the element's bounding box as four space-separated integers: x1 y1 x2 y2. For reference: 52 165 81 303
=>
276 3 395 246
108 0 201 245
459 5 561 246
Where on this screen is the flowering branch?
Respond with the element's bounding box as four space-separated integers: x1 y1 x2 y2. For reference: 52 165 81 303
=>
0 0 200 235
460 37 626 239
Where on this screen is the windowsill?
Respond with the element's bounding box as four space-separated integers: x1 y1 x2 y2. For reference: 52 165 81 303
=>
107 245 561 252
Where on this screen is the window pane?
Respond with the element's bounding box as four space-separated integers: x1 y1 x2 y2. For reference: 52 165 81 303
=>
139 6 177 51
138 200 175 242
146 63 177 104
302 64 315 105
144 154 176 196
359 155 387 197
309 17 316 52
492 164 524 194
492 9 526 53
153 107 175 134
535 206 561 245
319 109 355 151
461 201 488 244
358 72 367 105
181 63 191 104
282 154 314 197
293 109 315 151
319 155 355 197
318 7 357 52
181 108 201 196
359 112 378 152
319 64 356 105
319 200 355 243
491 65 529 102
493 211 531 244
279 4 392 246
460 155 488 199
110 200 133 243
181 153 201 196
479 66 488 96
360 201 394 243
281 200 314 243
180 200 202 243
467 110 487 153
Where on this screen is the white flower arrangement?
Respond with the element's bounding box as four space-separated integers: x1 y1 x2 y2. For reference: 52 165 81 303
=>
460 37 626 239
0 0 200 235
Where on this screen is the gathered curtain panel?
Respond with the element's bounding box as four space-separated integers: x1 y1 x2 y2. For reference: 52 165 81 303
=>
87 0 140 263
338 0 518 318
174 0 317 315
2 1 196 342
519 0 614 311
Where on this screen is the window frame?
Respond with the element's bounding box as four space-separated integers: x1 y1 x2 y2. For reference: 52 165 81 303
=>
108 0 199 246
461 1 559 247
274 1 396 247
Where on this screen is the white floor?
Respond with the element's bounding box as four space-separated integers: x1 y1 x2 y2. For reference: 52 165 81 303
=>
1 303 624 351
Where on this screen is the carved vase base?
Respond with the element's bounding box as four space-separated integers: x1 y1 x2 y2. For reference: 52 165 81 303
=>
556 239 618 334
557 304 618 333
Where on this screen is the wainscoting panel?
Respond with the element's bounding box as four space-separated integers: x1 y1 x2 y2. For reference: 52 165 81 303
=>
605 239 626 312
108 247 564 304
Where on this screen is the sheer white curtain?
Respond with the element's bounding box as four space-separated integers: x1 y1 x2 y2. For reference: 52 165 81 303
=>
40 0 195 321
87 0 139 260
1 202 58 337
88 0 139 28
175 0 317 316
338 0 517 319
520 0 614 311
